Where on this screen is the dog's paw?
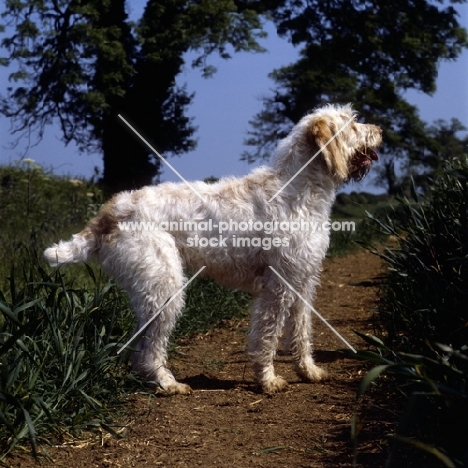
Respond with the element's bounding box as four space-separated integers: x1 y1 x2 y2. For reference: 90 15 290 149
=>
161 382 193 396
295 363 328 382
262 375 289 394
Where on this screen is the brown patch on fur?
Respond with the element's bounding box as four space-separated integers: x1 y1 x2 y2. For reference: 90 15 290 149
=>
307 118 348 181
88 199 119 240
68 200 121 257
131 189 147 203
306 118 331 149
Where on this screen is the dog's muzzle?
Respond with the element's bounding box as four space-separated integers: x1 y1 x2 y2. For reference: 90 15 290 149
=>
348 148 379 181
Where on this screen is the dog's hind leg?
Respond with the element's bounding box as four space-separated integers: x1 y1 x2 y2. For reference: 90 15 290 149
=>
101 231 191 395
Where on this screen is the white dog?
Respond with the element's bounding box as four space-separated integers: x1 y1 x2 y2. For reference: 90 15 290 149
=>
44 104 381 394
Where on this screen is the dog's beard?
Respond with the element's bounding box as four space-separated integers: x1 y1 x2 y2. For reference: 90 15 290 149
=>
347 148 379 182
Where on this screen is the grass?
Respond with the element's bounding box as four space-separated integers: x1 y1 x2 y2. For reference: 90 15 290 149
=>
175 276 251 338
0 262 136 459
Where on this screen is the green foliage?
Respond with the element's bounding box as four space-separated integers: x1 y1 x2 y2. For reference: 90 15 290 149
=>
0 263 136 459
175 276 251 338
373 118 468 195
350 156 468 466
350 334 468 467
410 119 468 193
328 191 393 256
0 160 104 291
370 156 468 351
270 1 466 94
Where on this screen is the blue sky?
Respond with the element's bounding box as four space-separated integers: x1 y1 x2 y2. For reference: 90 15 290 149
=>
1 3 467 193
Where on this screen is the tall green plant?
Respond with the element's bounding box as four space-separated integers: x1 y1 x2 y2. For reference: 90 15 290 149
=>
351 156 468 466
0 263 136 458
351 334 468 468
369 156 468 351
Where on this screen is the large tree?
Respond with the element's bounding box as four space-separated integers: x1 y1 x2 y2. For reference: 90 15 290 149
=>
0 0 265 192
242 0 468 194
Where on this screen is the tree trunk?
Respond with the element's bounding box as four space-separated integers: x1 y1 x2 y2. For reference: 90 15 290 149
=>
383 160 399 196
100 113 159 194
91 0 159 194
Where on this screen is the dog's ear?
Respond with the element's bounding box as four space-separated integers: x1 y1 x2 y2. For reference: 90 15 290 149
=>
307 117 348 180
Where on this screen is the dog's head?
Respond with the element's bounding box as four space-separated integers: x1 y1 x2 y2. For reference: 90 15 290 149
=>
304 104 382 183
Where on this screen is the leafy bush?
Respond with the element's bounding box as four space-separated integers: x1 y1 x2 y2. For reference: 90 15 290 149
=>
352 156 468 466
369 156 468 351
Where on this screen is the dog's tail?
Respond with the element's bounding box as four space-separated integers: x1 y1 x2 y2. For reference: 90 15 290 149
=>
44 228 98 267
44 202 118 267
44 201 119 267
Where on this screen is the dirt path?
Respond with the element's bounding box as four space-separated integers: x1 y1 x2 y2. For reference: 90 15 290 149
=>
12 249 387 467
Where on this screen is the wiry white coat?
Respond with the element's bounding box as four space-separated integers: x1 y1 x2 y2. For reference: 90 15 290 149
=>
44 104 382 394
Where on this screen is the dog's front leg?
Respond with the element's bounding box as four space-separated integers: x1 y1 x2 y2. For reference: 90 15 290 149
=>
288 299 327 382
247 289 291 393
